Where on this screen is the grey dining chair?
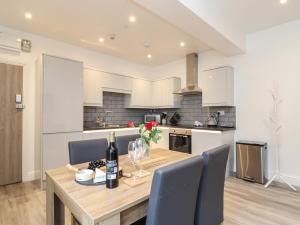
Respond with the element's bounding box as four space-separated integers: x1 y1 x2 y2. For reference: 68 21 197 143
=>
115 134 141 155
134 155 204 225
68 138 108 165
194 144 230 225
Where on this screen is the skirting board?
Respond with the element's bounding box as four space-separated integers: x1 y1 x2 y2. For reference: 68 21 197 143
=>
23 170 40 182
230 171 300 188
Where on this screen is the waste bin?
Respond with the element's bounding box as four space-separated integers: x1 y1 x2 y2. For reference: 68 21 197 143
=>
236 141 267 184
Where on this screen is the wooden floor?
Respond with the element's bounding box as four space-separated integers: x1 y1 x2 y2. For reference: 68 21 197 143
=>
0 178 299 225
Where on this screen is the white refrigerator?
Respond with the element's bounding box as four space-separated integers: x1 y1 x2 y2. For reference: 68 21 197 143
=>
38 54 83 180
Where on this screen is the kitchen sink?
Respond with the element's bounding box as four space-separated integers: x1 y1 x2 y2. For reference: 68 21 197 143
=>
84 124 129 130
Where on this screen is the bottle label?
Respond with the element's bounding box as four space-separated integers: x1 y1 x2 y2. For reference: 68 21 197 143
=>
106 160 118 180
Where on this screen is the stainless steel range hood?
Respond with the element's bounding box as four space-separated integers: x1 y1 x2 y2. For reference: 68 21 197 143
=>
174 53 202 95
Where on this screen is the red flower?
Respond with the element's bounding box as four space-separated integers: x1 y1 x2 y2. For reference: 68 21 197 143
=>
145 122 153 130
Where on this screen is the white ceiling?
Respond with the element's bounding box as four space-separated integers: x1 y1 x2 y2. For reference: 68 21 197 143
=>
0 0 210 65
197 0 300 34
0 0 300 65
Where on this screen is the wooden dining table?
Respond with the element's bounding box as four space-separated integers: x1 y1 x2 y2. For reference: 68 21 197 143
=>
46 148 195 225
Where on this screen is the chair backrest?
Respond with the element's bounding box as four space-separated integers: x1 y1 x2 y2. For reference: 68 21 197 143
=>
68 138 108 165
115 134 141 155
146 156 204 225
194 144 230 225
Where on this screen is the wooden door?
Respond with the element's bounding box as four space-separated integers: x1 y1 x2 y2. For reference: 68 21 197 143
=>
0 63 23 185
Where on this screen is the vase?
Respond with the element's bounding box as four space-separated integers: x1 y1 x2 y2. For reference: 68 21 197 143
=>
143 142 151 159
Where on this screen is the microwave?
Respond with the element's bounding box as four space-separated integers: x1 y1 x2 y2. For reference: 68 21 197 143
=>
144 114 161 124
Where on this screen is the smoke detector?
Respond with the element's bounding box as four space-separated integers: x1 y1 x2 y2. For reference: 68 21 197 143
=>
108 34 116 40
143 41 151 49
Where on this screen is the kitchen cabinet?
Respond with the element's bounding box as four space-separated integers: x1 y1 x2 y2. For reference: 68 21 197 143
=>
152 127 169 149
125 78 152 108
83 69 132 107
201 66 234 107
101 72 132 94
84 67 181 109
41 55 83 133
36 54 84 183
152 77 181 108
84 68 103 107
83 128 139 140
42 132 83 180
192 130 235 176
126 77 181 109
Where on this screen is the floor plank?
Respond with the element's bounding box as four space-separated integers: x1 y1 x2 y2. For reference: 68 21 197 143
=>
0 178 299 225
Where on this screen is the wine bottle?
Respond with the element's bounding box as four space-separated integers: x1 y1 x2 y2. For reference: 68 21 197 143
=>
106 132 119 189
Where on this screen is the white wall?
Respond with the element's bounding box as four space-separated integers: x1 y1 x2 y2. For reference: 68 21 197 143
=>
151 19 300 186
0 25 152 181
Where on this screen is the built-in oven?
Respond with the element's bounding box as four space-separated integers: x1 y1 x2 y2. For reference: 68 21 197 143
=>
169 128 192 154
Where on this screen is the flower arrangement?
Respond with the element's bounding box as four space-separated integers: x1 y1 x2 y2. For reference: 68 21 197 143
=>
139 121 162 145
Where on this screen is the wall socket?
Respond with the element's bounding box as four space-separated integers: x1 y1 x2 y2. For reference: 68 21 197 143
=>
218 111 225 116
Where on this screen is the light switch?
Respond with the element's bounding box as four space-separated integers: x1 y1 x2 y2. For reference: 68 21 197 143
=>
16 94 22 103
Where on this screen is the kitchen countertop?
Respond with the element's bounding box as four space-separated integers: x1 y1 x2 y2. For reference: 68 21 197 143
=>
159 124 236 131
84 124 235 132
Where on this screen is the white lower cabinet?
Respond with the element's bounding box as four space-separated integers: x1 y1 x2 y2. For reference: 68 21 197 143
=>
42 132 83 180
192 130 235 176
82 128 139 140
152 127 169 149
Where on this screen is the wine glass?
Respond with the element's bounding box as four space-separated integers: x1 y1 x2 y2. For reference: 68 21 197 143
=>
135 138 146 159
128 140 149 178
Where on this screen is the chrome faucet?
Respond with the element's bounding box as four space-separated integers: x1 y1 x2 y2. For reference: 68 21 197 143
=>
103 111 113 127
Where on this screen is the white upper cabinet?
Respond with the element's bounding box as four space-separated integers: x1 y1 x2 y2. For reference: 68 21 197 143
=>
84 68 103 107
83 69 132 107
83 67 181 109
201 66 234 107
126 77 181 109
125 78 152 108
42 55 83 133
101 73 132 94
152 77 181 108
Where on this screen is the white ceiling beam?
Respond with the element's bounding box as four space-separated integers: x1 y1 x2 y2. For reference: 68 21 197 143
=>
133 0 245 55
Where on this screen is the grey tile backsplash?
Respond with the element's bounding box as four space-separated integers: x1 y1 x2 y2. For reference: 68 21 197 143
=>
84 92 236 128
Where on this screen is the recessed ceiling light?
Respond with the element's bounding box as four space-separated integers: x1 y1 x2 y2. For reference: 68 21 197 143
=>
25 13 32 20
129 16 136 23
147 54 152 59
180 42 185 47
280 0 287 4
98 37 104 43
17 38 22 42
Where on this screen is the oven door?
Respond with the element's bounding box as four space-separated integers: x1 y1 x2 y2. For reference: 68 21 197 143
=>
169 133 191 154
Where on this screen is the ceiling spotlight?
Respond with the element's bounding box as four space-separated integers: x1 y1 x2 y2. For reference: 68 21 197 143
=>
147 54 152 59
17 38 22 42
180 42 185 47
25 13 32 20
98 37 104 43
280 0 287 4
129 16 136 23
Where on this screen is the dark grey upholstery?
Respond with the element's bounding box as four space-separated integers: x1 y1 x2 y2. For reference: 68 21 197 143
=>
194 145 230 225
115 134 140 155
68 138 108 165
145 156 204 225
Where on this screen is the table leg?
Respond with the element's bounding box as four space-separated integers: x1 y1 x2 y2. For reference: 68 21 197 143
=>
54 194 65 225
46 176 65 225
